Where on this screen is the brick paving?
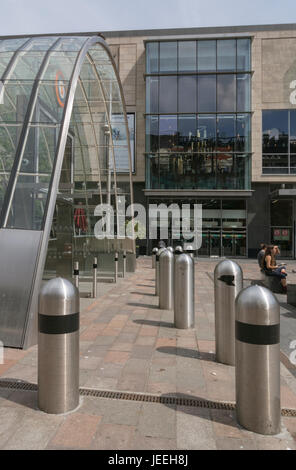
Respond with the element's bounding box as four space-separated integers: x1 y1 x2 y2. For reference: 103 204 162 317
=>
0 256 295 449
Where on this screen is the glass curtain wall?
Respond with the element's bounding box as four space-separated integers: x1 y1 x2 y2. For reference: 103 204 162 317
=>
145 39 252 190
0 36 134 281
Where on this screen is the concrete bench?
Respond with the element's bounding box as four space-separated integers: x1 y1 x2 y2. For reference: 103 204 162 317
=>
260 270 283 294
287 284 296 306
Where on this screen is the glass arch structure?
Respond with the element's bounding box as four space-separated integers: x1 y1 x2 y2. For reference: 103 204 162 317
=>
0 35 135 348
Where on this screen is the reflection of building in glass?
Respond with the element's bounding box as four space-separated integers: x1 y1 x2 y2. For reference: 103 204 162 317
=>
0 34 134 348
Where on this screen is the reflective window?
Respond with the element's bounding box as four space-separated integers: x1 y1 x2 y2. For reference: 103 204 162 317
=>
236 114 251 152
237 39 251 71
217 40 236 71
197 41 216 72
237 74 250 112
217 115 236 151
262 110 288 154
290 110 296 154
159 115 177 151
197 115 216 152
159 76 177 113
178 41 196 72
178 115 196 151
178 76 197 113
146 42 159 73
160 42 177 72
198 75 216 112
146 76 158 113
217 75 236 112
146 115 159 152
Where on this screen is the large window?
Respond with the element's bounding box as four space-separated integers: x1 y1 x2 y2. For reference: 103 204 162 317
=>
145 38 252 190
262 110 296 174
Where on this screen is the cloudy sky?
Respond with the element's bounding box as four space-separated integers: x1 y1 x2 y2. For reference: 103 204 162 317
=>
1 0 296 35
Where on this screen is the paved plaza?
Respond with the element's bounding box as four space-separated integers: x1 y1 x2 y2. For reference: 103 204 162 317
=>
0 257 296 450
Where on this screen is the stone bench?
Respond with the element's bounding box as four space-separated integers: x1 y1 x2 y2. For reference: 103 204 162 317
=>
260 270 283 294
287 284 296 306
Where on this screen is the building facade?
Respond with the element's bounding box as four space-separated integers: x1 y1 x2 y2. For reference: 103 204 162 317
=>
104 23 296 258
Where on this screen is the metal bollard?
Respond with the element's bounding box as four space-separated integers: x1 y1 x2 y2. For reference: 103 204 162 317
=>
185 244 194 259
174 253 194 328
214 259 243 366
123 250 127 277
155 247 166 296
159 249 174 310
38 277 80 414
152 247 158 269
73 261 79 289
167 246 174 253
175 246 183 255
114 252 118 283
235 284 281 435
93 257 98 298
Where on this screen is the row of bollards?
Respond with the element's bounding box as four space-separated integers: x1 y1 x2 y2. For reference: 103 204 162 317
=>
73 251 127 298
154 250 281 436
155 246 195 329
213 259 281 436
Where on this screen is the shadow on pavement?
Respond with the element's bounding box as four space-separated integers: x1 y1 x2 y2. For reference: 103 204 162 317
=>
128 302 157 309
133 319 173 328
0 379 38 410
157 346 216 362
130 292 155 297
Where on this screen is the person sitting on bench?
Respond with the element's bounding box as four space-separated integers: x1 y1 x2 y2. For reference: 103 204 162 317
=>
262 245 287 294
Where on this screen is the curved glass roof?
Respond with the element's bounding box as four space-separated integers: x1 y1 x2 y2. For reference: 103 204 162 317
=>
0 34 134 232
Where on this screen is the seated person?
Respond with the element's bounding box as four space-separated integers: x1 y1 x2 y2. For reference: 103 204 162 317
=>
262 245 287 294
257 244 266 270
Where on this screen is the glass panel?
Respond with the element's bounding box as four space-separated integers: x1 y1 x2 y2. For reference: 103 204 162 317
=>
197 115 216 152
217 75 236 113
290 155 296 173
217 114 235 151
37 81 70 123
217 40 236 71
270 199 293 226
146 115 159 152
159 115 177 151
262 110 288 153
0 38 29 52
160 42 177 72
237 74 250 112
198 75 216 112
42 51 78 81
6 174 51 230
27 37 59 51
0 80 34 122
146 154 158 189
146 42 159 73
262 154 288 174
178 115 196 152
9 51 47 80
178 75 197 113
236 114 251 152
159 76 177 113
146 76 158 113
237 39 251 71
290 110 296 154
178 41 196 72
55 37 88 52
197 40 216 72
270 225 292 258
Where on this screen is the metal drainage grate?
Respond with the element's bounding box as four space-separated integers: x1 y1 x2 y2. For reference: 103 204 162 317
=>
0 379 296 417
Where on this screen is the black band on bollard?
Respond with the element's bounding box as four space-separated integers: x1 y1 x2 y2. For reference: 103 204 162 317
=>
123 255 126 259
38 312 79 335
93 264 97 269
235 321 280 345
115 257 118 262
156 255 160 262
73 269 79 276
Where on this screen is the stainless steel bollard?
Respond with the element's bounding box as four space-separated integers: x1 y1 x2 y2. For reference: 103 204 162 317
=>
185 245 194 259
92 257 98 298
214 259 243 366
159 249 174 310
38 277 80 414
174 253 195 328
114 252 118 283
235 284 281 435
167 246 174 253
73 261 79 289
123 250 127 277
155 247 166 296
175 246 183 255
152 247 158 269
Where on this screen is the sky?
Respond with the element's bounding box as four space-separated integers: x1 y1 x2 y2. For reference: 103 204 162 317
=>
1 0 296 36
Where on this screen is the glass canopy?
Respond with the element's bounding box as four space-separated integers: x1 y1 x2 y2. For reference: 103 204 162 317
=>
0 35 134 348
